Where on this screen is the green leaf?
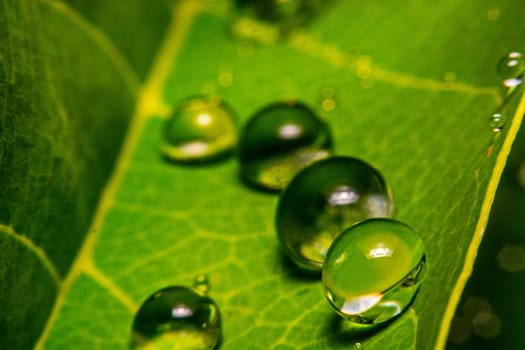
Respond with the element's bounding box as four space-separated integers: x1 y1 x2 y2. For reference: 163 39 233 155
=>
448 108 525 349
61 0 172 79
1 0 524 349
0 0 165 348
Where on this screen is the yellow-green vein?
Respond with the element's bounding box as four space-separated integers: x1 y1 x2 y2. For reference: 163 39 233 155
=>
40 0 140 95
0 223 61 286
34 1 205 348
434 91 525 350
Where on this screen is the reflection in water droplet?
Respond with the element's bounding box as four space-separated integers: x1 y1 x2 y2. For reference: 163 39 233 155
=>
497 51 524 89
489 111 505 132
161 96 237 163
322 219 426 327
276 157 394 270
131 286 221 349
448 317 472 344
497 244 525 272
239 101 333 191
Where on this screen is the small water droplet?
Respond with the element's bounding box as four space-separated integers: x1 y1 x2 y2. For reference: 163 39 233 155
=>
131 286 221 349
239 101 333 191
497 51 524 89
276 157 394 270
161 96 238 163
448 317 472 344
322 218 426 326
320 87 336 112
193 274 211 294
489 111 505 132
497 244 525 272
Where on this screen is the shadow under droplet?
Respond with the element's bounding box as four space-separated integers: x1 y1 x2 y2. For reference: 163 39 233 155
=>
238 172 283 195
277 251 321 282
323 312 399 346
160 150 235 168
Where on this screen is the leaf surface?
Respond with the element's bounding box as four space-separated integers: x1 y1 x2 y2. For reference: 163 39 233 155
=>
23 0 525 349
0 0 143 347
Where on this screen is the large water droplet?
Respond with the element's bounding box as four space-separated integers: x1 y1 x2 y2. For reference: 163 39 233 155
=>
161 96 237 163
131 286 221 349
276 156 393 270
232 0 333 42
235 0 324 25
239 101 333 191
497 51 524 89
322 218 426 326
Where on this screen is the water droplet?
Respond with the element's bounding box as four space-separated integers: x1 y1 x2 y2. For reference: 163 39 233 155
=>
497 51 524 89
497 244 525 272
161 96 237 163
193 274 211 294
233 0 332 41
276 157 393 270
131 286 221 349
448 317 472 344
239 101 333 191
320 87 336 112
322 218 426 326
489 111 505 132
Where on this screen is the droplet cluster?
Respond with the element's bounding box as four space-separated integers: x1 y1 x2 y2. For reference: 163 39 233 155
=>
154 89 427 334
134 7 515 347
489 51 525 134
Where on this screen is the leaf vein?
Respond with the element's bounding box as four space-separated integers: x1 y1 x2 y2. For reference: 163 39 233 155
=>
0 223 61 286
